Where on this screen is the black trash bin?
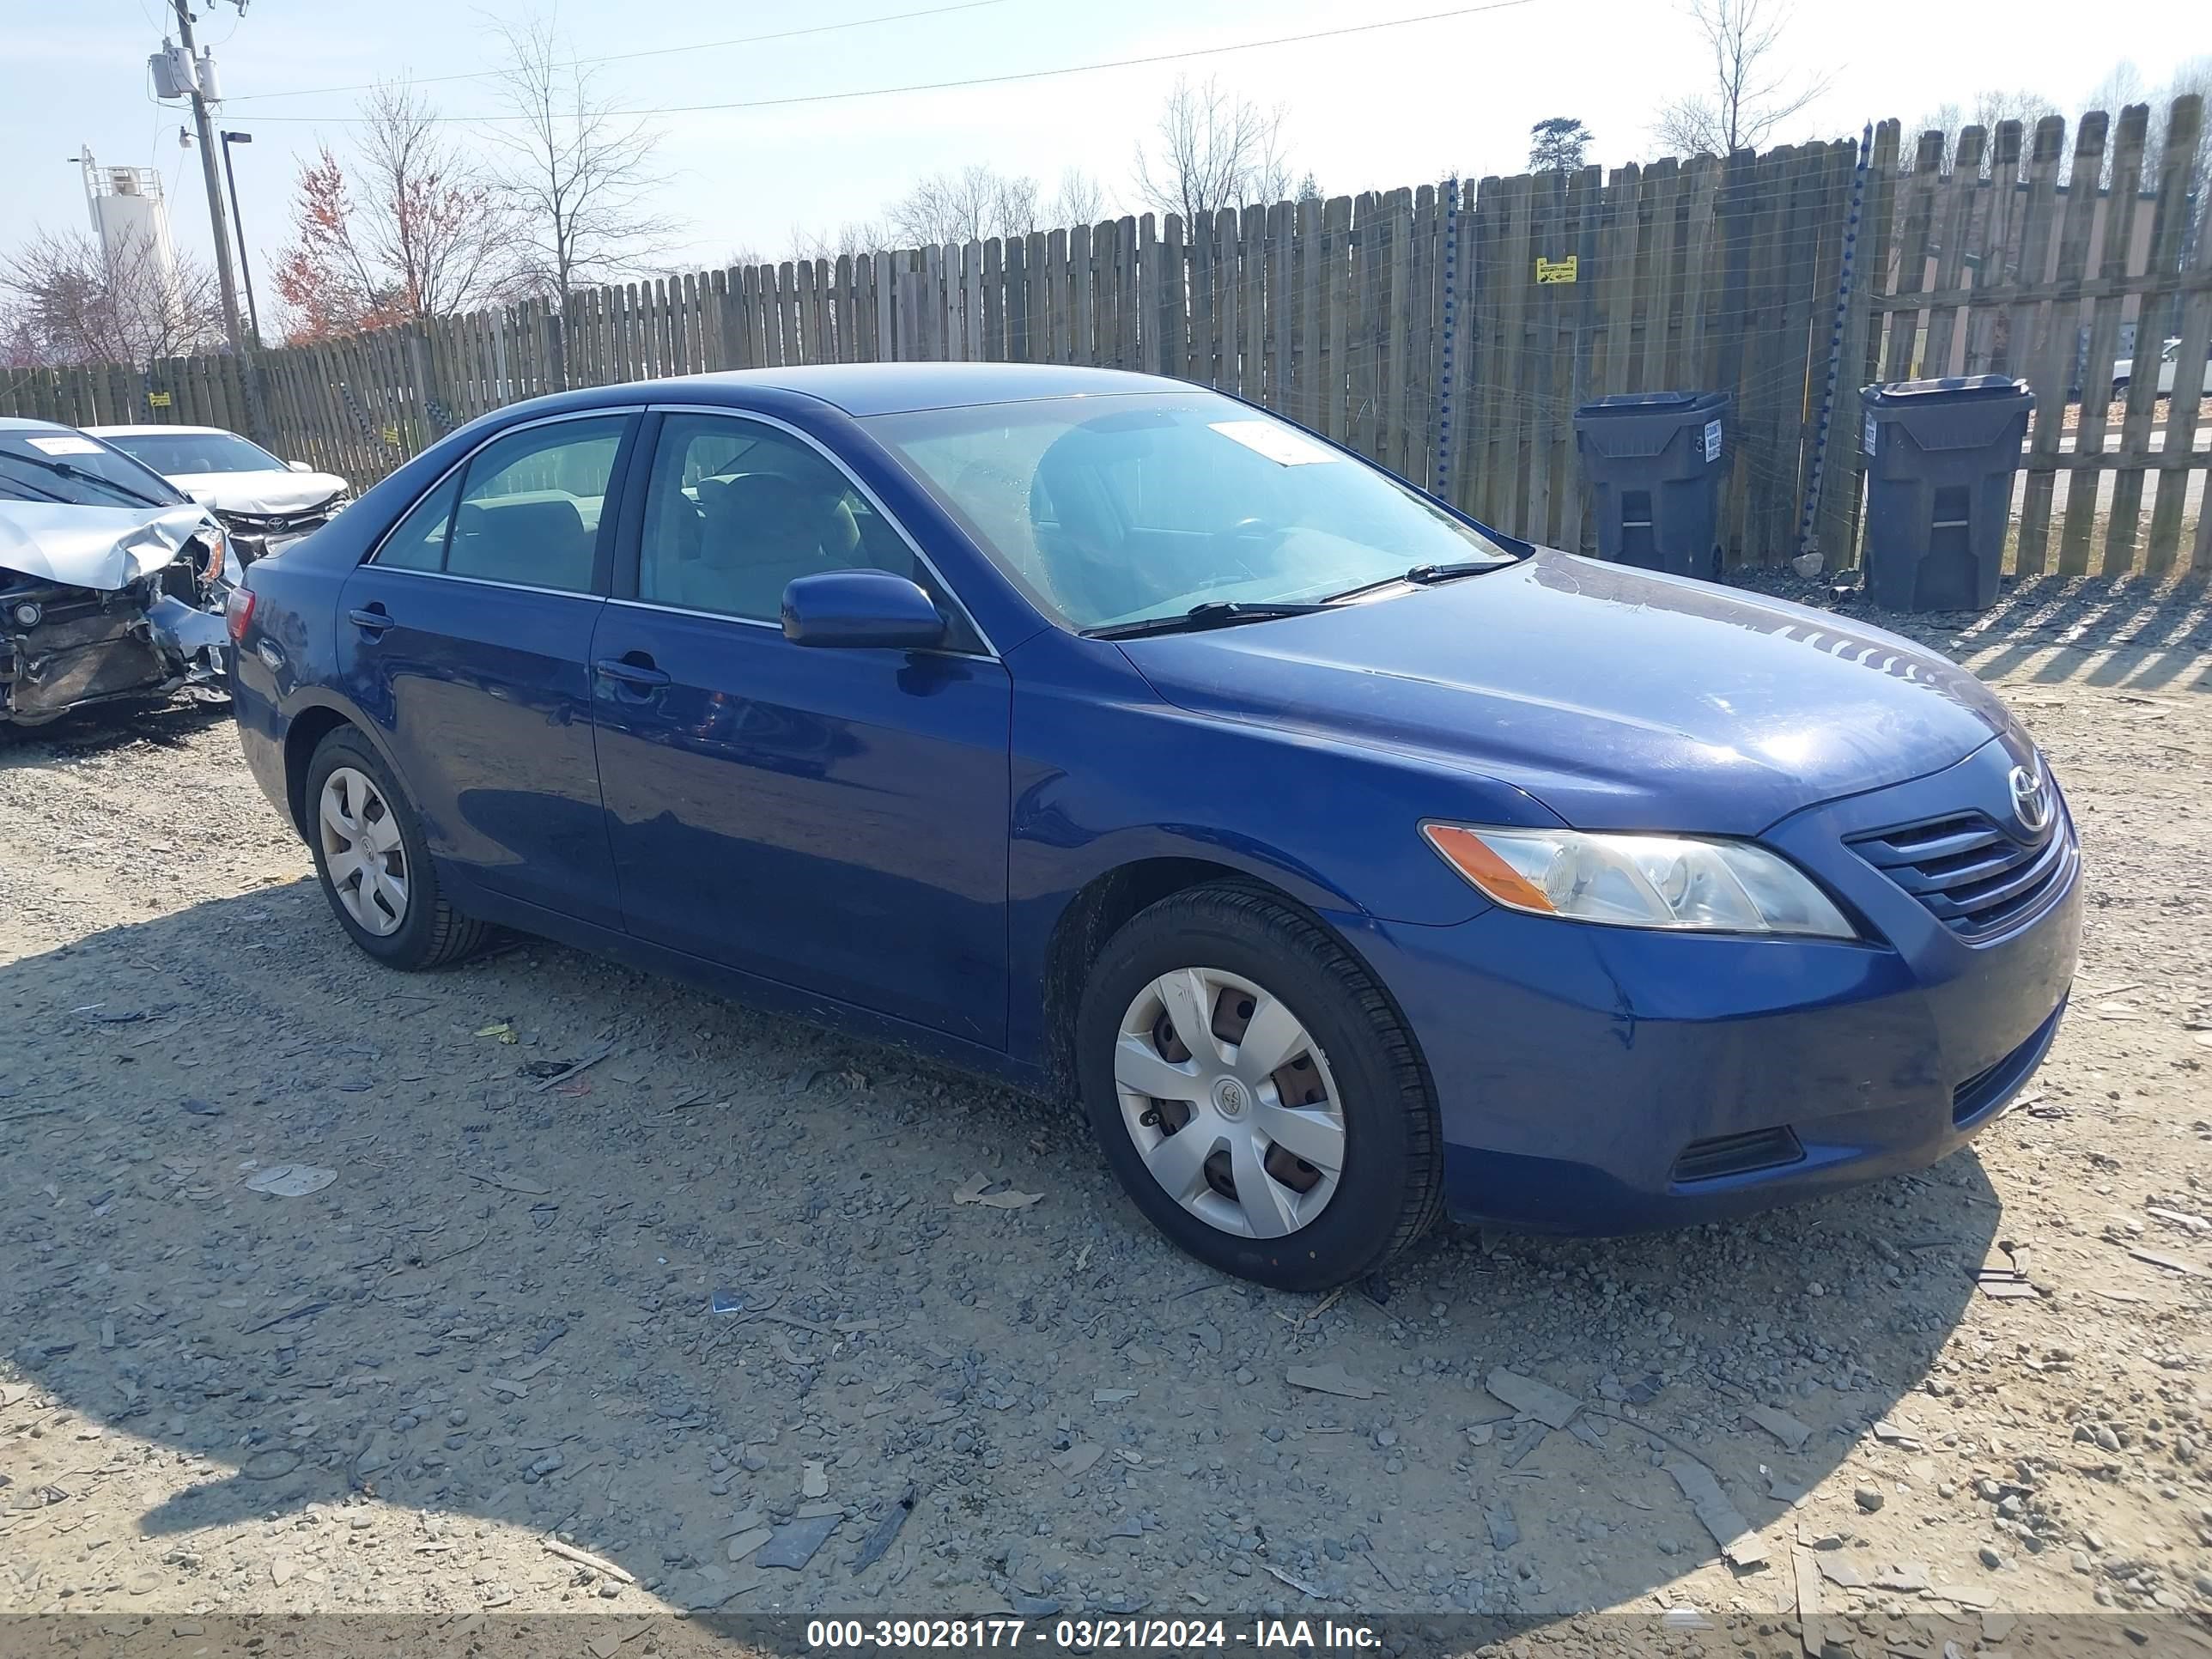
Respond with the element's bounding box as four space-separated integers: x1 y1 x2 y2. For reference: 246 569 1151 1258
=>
1572 390 1730 578
1859 375 2033 612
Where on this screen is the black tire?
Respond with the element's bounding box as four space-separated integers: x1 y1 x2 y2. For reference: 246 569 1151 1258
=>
2112 379 2129 400
303 726 489 969
1075 884 1443 1291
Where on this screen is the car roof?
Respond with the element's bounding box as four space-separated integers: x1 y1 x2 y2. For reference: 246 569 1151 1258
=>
590 362 1193 417
81 423 240 438
0 416 75 435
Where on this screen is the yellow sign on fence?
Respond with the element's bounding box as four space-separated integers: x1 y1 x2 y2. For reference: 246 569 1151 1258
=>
1534 256 1578 284
146 390 173 408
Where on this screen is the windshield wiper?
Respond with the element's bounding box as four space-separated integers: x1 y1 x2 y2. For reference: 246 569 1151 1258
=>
1084 599 1339 640
0 452 171 510
1323 560 1500 603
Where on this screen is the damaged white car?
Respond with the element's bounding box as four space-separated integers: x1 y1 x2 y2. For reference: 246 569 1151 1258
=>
86 423 348 568
1 418 231 729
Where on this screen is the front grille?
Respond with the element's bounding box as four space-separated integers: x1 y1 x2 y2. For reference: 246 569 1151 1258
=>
1850 811 2069 939
1672 1126 1805 1183
217 505 336 535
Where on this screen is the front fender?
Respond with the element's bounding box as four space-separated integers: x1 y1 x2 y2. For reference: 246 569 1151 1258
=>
1001 629 1569 1071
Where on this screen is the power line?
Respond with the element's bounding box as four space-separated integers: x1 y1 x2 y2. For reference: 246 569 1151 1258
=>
224 0 1016 103
237 0 1546 125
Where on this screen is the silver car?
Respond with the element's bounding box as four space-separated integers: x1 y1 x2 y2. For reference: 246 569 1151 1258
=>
1 418 230 728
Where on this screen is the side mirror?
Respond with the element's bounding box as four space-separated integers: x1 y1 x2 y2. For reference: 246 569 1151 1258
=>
781 570 947 650
287 459 313 473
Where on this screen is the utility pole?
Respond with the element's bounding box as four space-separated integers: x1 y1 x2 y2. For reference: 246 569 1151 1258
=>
170 0 266 440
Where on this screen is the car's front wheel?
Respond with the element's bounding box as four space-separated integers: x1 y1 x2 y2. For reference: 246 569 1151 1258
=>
1076 884 1443 1290
304 727 489 969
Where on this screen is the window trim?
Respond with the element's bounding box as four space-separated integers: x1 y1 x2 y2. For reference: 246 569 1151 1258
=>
620 403 1000 660
365 407 643 594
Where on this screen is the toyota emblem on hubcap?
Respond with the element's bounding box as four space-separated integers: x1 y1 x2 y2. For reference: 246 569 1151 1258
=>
1212 1078 1248 1117
2008 763 2052 835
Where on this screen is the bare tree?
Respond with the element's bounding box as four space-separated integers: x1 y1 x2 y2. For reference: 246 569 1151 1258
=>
1132 76 1297 222
1652 0 1830 157
2124 59 2212 195
484 12 682 299
1 226 223 368
1910 88 2059 179
884 166 1039 246
1046 167 1112 227
785 222 885 264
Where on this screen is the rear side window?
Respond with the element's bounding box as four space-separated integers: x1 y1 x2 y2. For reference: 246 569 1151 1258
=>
374 416 626 592
375 471 461 572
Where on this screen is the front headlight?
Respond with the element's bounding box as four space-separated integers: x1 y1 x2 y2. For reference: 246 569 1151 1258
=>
1422 823 1856 939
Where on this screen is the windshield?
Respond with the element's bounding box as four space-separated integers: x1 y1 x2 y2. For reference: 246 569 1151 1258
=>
866 392 1512 631
0 431 185 508
101 429 288 476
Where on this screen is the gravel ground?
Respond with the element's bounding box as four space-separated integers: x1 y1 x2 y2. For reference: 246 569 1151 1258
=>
3 580 2210 1656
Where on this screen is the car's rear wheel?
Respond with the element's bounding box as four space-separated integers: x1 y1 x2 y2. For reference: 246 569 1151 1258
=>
1076 884 1443 1290
305 728 489 969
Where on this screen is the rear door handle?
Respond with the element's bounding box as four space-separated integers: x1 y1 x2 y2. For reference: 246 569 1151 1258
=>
348 606 392 635
593 656 671 690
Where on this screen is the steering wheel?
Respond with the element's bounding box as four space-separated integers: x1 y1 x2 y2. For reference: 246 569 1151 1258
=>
1211 516 1284 574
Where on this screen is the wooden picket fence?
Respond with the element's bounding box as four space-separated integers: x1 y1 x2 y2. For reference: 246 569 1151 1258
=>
4 94 2206 580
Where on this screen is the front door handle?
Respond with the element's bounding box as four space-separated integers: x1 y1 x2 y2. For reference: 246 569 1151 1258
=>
593 655 671 690
348 605 392 635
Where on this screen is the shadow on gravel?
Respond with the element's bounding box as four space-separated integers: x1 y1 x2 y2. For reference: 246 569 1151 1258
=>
1 878 2002 1619
0 695 234 766
1723 568 2212 695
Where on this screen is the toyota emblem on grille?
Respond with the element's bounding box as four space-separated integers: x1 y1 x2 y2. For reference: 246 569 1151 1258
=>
2008 763 2053 835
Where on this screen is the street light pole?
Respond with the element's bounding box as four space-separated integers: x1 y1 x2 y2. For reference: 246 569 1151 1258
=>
220 131 261 346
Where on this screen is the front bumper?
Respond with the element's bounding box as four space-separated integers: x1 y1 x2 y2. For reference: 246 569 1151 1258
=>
1336 738 2081 1233
0 579 227 726
216 505 340 567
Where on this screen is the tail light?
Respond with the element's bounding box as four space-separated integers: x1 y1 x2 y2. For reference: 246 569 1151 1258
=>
226 586 258 643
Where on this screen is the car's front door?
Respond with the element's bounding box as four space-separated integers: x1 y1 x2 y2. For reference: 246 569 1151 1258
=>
589 409 1012 1046
336 410 635 929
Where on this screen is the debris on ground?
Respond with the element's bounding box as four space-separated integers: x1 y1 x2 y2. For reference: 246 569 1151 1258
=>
1485 1368 1583 1429
1285 1362 1377 1400
241 1163 336 1197
951 1172 1043 1209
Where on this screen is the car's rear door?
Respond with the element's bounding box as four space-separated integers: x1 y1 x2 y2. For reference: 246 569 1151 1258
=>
336 410 636 930
589 407 1012 1046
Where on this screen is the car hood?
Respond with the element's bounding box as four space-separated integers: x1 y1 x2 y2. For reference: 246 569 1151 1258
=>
175 470 348 517
0 500 216 592
1114 549 2022 836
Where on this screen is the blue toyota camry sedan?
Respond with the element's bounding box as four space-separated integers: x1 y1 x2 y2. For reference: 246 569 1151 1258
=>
228 364 2079 1290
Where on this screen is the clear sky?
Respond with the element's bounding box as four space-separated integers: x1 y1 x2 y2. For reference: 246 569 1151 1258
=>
5 0 2207 319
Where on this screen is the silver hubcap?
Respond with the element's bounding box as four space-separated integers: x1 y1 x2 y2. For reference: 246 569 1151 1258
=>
1115 968 1346 1239
318 767 408 938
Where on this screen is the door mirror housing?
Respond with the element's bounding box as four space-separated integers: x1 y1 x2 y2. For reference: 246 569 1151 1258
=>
781 570 948 650
287 459 313 473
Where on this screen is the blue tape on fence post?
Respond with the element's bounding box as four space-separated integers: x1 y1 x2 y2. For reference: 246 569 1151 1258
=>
1797 125 1873 564
1436 176 1460 502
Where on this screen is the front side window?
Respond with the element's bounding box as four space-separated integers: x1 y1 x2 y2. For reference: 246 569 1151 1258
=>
636 414 918 623
413 416 628 592
865 392 1512 632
